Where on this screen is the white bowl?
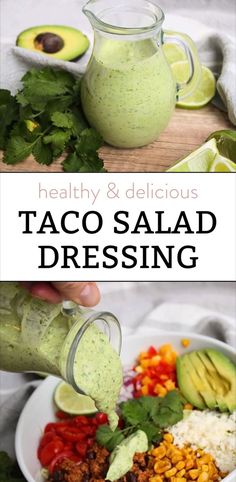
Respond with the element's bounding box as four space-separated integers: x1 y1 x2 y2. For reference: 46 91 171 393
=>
15 332 236 482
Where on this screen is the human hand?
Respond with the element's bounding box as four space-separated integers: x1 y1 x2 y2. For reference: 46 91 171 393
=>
21 282 100 307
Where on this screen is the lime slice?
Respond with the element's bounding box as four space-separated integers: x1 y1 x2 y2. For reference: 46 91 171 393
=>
171 62 216 109
163 43 187 64
54 381 97 415
167 138 218 172
210 154 236 172
207 130 236 162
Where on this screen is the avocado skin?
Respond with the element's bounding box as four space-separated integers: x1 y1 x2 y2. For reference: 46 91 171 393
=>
177 349 236 412
16 25 90 62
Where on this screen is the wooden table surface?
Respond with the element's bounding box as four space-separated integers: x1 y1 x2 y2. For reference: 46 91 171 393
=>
0 104 232 173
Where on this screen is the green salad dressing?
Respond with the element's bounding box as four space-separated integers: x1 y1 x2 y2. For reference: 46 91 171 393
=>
81 38 176 148
106 430 148 481
0 283 122 429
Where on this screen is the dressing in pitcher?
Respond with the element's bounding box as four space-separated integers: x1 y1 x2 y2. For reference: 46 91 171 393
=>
81 0 201 148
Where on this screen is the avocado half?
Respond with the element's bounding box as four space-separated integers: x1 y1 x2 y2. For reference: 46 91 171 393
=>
176 348 236 413
16 25 89 61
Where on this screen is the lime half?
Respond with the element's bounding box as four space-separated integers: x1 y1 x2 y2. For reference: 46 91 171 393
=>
167 138 218 172
171 62 216 109
163 43 187 64
210 154 236 172
207 130 236 162
54 381 97 415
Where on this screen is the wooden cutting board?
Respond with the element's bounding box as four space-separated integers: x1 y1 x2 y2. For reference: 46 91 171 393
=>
0 104 232 173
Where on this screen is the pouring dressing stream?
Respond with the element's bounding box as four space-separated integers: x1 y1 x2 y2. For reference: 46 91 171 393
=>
81 0 201 148
0 283 122 430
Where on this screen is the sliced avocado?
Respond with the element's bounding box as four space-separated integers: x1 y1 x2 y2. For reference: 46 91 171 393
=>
187 353 217 409
196 351 228 412
16 25 89 61
205 349 236 412
176 355 206 409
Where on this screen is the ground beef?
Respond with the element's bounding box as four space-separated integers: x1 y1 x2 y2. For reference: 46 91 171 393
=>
48 443 155 482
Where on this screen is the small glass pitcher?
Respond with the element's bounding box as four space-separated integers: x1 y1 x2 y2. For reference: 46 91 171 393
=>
0 283 122 400
81 0 201 148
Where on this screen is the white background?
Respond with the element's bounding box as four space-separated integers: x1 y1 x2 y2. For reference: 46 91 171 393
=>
0 173 235 281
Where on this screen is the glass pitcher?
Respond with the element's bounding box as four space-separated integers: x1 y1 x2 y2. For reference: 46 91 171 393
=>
0 283 122 416
81 0 201 148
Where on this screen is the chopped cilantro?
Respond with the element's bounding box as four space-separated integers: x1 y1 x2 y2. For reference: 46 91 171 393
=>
0 67 105 172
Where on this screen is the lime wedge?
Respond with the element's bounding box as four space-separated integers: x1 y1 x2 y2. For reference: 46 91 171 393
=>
54 381 97 415
167 139 218 172
207 130 236 162
163 43 187 64
210 154 236 172
171 62 216 109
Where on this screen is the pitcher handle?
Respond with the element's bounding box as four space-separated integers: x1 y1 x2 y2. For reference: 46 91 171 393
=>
162 30 202 101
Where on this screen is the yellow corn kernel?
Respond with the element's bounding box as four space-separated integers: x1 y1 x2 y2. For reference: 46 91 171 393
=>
150 355 161 366
154 460 171 474
197 473 209 482
175 461 185 471
152 445 166 459
172 478 187 482
164 379 176 391
181 338 190 348
163 433 174 443
154 384 167 396
172 455 183 464
202 465 209 472
189 469 200 480
149 477 163 482
159 343 173 355
141 385 149 395
184 402 193 410
165 467 177 478
176 469 186 477
185 459 195 470
134 365 143 373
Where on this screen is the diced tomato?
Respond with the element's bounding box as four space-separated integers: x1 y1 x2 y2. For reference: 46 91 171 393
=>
38 434 62 457
148 346 157 356
39 439 65 466
74 415 90 425
95 413 108 425
87 437 94 448
75 443 87 458
56 410 71 420
44 423 57 433
48 450 75 474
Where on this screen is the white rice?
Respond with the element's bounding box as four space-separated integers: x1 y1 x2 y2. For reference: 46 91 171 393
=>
167 410 236 474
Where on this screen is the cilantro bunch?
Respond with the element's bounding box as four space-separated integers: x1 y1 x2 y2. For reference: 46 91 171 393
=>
0 67 105 172
96 390 184 451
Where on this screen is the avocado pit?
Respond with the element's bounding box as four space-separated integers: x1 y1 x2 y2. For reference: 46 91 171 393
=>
34 32 64 54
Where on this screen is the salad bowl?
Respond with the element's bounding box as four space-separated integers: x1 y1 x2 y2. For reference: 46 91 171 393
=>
15 331 236 482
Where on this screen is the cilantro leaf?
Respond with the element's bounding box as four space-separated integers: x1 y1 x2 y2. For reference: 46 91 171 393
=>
152 391 184 428
32 139 53 165
0 90 19 149
63 151 105 173
75 128 103 154
3 136 33 164
138 421 162 444
96 425 125 451
51 112 74 129
120 399 148 426
43 129 71 151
